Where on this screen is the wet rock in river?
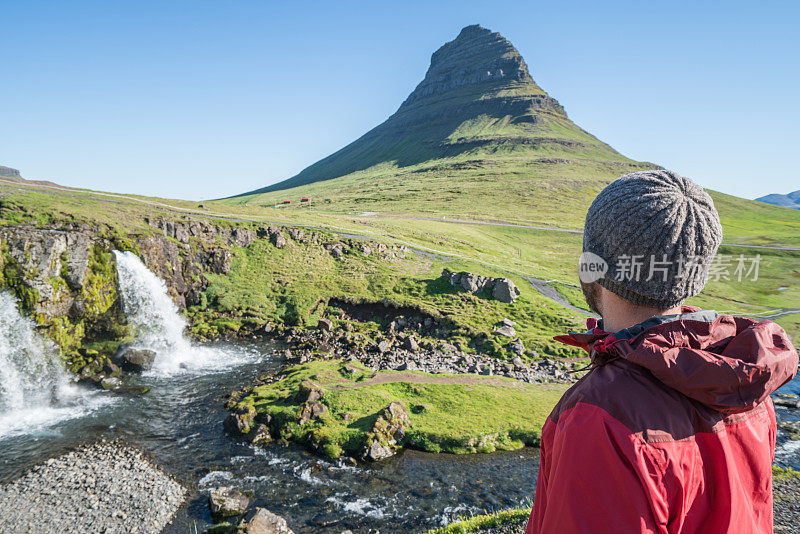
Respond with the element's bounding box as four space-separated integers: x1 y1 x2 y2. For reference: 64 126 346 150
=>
239 507 295 534
209 486 250 520
224 404 257 436
362 440 394 462
250 424 273 446
116 347 156 373
774 394 800 409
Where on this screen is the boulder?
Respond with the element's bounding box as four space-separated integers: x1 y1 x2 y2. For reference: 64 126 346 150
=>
102 358 121 377
249 424 273 446
377 340 392 353
460 273 483 293
286 227 305 241
298 401 327 425
508 338 525 355
501 318 517 327
116 348 156 373
404 337 419 352
297 381 324 403
208 486 250 520
317 318 333 332
496 325 516 337
238 507 295 534
492 278 521 303
359 401 411 461
362 440 394 462
224 404 257 436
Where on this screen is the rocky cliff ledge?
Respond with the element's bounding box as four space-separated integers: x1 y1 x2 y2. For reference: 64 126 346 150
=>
0 166 21 178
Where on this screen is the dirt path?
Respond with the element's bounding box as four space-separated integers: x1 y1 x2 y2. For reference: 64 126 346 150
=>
525 277 592 317
332 371 561 391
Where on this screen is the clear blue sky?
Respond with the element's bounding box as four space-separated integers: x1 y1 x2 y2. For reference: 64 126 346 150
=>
2 0 798 201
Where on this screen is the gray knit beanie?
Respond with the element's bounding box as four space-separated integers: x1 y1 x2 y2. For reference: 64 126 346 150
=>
582 170 723 308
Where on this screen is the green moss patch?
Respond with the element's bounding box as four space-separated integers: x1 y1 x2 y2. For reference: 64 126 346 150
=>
424 507 530 534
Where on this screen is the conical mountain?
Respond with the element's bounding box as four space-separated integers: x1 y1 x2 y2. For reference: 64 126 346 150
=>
228 25 656 224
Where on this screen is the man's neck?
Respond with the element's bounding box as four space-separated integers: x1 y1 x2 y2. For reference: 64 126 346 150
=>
600 290 684 333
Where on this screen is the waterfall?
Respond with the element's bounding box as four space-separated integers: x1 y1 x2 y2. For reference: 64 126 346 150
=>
0 292 104 439
114 251 247 376
0 292 66 413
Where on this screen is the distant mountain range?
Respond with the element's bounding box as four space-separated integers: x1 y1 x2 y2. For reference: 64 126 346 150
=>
756 191 800 210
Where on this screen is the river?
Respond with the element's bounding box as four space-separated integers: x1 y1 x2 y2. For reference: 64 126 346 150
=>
0 339 542 533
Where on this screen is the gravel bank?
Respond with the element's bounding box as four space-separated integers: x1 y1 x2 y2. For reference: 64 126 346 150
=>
0 439 186 534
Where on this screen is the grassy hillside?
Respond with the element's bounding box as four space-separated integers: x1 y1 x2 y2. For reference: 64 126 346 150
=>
3 180 799 342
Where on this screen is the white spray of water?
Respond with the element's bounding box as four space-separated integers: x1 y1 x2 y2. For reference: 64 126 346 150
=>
0 292 108 439
113 250 251 376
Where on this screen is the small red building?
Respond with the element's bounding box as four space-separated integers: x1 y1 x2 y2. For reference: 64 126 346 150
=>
281 200 292 205
300 197 311 202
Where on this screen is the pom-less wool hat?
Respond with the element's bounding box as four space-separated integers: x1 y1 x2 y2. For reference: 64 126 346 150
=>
583 170 723 308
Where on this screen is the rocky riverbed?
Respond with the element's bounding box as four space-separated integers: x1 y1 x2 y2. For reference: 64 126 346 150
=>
276 321 580 384
0 439 185 534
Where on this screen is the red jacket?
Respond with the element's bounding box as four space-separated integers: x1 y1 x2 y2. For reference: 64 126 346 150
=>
526 307 798 534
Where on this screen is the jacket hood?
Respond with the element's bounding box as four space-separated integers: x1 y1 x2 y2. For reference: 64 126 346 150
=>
555 307 799 414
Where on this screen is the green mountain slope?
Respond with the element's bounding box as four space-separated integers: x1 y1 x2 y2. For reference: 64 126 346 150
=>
225 25 656 221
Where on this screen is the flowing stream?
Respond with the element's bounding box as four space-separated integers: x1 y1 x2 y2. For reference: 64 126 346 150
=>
0 253 798 533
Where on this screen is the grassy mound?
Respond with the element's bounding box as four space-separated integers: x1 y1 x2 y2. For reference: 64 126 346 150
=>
230 359 568 458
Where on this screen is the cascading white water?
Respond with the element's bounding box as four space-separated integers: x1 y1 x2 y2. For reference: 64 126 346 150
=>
114 251 247 376
0 292 106 439
0 292 66 413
